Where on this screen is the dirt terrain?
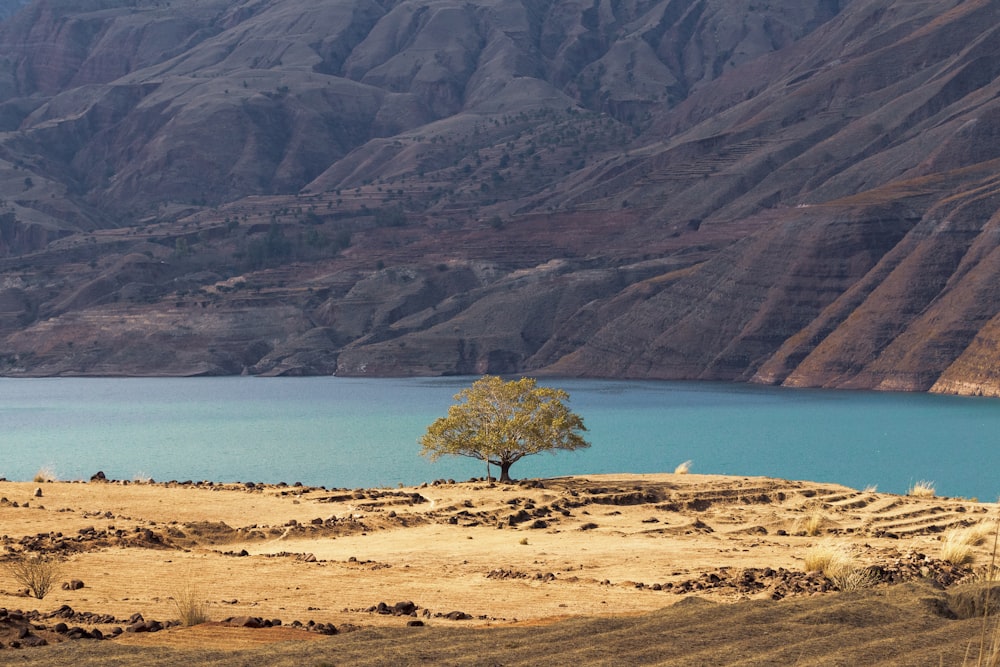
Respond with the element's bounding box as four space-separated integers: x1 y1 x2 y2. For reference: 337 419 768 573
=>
0 473 998 665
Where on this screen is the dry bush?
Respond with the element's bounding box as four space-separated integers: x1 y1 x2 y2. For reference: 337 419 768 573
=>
908 480 936 498
171 583 209 627
32 465 56 483
2 553 62 599
863 484 878 493
674 460 692 475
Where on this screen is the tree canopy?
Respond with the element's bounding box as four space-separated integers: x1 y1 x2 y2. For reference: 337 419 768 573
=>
419 375 589 482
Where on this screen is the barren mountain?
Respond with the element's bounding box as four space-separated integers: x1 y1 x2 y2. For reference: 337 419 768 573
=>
0 0 998 394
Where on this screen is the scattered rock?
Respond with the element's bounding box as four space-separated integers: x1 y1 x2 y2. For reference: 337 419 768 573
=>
393 601 417 616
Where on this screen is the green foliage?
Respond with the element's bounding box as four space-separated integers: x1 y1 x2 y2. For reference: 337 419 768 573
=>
244 222 291 269
374 204 407 228
174 237 190 257
419 375 589 482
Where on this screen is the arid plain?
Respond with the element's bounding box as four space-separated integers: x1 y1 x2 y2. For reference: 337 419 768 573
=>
0 473 998 665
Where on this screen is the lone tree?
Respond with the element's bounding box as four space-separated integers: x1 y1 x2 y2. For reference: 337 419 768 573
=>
420 375 589 483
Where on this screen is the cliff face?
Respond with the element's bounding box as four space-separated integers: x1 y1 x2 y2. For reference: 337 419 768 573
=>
0 0 999 394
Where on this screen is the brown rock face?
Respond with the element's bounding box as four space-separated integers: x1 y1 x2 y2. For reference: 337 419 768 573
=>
0 0 999 395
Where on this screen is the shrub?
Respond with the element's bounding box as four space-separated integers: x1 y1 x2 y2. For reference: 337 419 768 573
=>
33 465 56 483
674 460 692 475
908 480 936 498
3 553 62 599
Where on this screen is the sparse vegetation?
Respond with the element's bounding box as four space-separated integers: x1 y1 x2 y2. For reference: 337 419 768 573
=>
2 552 63 599
830 566 880 592
908 480 936 498
674 460 692 475
172 583 210 626
803 543 870 582
803 543 848 576
33 465 56 483
803 544 877 591
803 511 824 537
971 511 1000 666
942 523 994 567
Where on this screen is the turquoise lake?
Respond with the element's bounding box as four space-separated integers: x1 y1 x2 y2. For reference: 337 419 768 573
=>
2 377 998 500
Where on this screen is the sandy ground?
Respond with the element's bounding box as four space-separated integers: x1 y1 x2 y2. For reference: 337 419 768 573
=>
0 473 996 657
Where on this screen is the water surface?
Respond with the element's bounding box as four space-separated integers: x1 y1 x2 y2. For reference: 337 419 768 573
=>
2 377 997 500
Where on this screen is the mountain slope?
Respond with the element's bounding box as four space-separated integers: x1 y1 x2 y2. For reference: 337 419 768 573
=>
0 0 999 395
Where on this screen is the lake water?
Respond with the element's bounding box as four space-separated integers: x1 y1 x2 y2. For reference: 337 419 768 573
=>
2 377 998 500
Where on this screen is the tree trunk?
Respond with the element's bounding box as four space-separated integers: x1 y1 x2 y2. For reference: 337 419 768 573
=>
498 461 513 483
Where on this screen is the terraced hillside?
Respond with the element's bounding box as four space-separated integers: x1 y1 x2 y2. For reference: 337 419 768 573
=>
0 0 999 393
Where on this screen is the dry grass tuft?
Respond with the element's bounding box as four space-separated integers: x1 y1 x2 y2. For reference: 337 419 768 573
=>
803 543 877 591
908 480 936 498
803 543 850 577
172 583 210 627
32 465 56 483
962 512 1000 666
674 460 692 475
863 484 878 493
943 523 994 567
2 552 63 599
830 566 880 592
803 511 824 537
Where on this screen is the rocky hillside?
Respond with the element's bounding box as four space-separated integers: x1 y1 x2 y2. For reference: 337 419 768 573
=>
0 0 999 395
